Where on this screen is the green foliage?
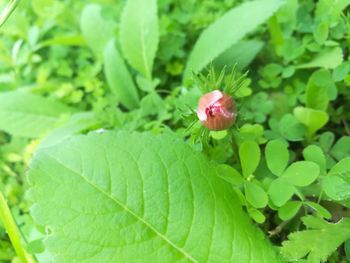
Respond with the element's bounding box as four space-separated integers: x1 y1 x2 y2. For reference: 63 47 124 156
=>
282 216 350 262
120 0 159 79
184 0 284 79
103 40 140 109
28 131 280 262
322 157 350 201
239 140 260 178
294 107 329 138
80 4 115 56
0 91 71 138
0 0 350 262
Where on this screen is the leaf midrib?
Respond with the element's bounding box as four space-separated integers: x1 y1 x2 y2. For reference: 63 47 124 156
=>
45 153 198 263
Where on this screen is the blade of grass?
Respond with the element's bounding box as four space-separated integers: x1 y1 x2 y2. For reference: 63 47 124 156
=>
0 192 36 263
0 0 21 28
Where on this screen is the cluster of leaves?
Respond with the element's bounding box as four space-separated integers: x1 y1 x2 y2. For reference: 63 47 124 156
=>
0 0 350 262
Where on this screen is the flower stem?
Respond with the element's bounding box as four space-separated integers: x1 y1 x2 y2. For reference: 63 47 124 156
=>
0 192 36 263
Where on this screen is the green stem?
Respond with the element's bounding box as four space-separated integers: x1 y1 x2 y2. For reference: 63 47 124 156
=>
0 0 21 28
231 132 241 171
0 192 35 263
267 15 284 56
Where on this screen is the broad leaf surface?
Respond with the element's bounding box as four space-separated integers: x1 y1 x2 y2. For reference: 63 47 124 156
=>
28 131 280 262
120 0 159 79
184 0 284 79
0 91 71 138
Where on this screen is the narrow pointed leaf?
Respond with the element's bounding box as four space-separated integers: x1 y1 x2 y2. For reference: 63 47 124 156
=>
184 0 284 80
120 0 159 79
80 4 115 56
104 39 140 109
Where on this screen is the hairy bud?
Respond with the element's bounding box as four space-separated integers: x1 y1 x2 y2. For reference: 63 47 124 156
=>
197 90 236 131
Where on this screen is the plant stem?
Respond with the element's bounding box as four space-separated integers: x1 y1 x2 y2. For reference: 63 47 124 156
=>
0 192 35 263
0 0 21 28
268 220 290 237
231 132 241 171
267 15 284 56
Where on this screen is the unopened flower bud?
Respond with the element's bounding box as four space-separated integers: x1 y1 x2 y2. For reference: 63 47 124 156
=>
197 90 236 131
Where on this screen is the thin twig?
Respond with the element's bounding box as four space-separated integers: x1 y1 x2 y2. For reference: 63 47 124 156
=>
268 220 290 237
0 0 21 28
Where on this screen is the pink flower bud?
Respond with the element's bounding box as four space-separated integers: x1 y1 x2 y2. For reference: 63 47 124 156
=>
197 90 236 131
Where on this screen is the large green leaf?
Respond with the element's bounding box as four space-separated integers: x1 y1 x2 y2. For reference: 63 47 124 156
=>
120 0 159 79
0 91 71 138
80 4 115 56
104 39 140 109
184 0 284 80
28 131 280 262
